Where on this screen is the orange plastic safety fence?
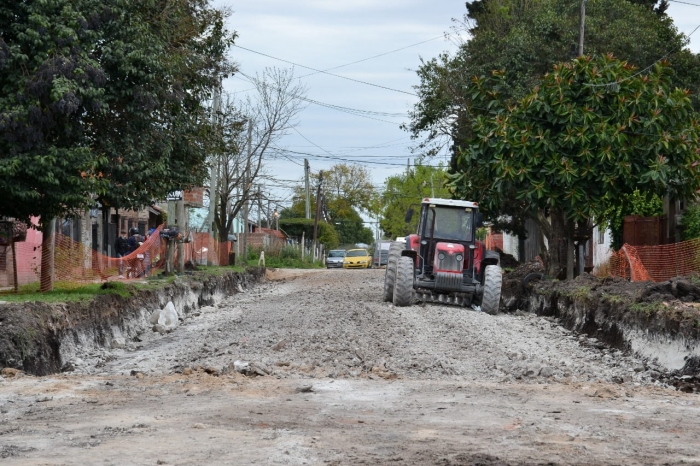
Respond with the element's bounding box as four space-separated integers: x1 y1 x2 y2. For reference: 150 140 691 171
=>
484 232 503 251
3 225 237 290
36 225 166 290
608 237 700 282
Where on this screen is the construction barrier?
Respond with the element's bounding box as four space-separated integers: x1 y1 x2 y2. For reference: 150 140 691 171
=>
0 225 236 291
608 237 700 282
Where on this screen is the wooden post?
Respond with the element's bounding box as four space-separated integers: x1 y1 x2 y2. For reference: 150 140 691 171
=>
11 240 18 293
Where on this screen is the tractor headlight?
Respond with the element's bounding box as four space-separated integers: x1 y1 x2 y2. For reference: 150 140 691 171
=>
456 254 463 261
438 252 445 260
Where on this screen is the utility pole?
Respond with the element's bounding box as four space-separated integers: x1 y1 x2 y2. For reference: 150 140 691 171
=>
176 198 185 273
312 170 323 246
578 0 587 56
257 184 262 229
304 159 310 219
241 120 252 266
206 78 221 238
578 0 588 278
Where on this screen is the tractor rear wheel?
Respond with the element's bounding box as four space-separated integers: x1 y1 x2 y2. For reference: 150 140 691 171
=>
392 256 415 307
382 242 403 302
481 264 503 315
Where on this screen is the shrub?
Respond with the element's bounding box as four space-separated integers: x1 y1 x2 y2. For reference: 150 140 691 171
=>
682 203 700 241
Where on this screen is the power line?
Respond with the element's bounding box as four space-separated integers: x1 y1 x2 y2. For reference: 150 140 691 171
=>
232 45 418 97
233 73 405 125
668 0 700 6
585 21 700 89
232 74 406 117
296 35 445 79
276 147 444 167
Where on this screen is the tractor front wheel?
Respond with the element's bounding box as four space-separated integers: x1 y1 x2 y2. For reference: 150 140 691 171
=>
481 264 503 315
392 256 415 307
382 242 403 302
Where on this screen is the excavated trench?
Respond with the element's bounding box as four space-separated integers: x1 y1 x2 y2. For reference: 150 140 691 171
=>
501 263 700 392
3 261 700 396
0 267 265 376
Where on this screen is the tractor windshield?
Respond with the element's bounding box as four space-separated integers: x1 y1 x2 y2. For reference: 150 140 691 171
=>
425 206 473 242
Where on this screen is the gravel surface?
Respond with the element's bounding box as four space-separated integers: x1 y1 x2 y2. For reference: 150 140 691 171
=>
71 269 661 387
2 268 698 465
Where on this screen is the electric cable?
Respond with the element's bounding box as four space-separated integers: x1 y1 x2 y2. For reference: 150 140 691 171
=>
585 21 700 88
232 45 418 96
232 74 406 125
296 35 445 79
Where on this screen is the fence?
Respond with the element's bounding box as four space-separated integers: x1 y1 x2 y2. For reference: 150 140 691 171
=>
608 237 700 282
0 225 235 291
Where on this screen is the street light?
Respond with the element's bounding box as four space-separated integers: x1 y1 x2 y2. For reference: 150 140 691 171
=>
273 208 279 230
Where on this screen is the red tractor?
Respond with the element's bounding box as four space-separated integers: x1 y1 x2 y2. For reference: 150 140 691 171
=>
382 198 502 314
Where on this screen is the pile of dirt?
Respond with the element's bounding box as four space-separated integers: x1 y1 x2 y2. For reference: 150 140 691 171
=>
637 277 700 303
494 247 519 269
500 260 545 312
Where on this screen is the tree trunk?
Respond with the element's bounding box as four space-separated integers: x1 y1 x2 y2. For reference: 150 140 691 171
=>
547 208 569 279
40 218 56 292
566 219 575 280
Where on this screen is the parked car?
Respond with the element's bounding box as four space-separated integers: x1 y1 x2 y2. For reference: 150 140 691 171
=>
343 249 372 269
326 249 346 268
373 240 392 267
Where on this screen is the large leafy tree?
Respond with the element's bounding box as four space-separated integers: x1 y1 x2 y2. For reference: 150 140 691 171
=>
449 55 700 276
0 0 234 290
380 164 451 239
90 0 236 213
0 0 108 227
407 0 700 163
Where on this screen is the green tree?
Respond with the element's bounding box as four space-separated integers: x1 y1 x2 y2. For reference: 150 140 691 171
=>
93 0 236 215
321 163 378 216
0 0 234 290
278 218 339 249
601 189 664 250
0 0 108 224
285 163 378 245
380 164 451 239
448 55 700 277
407 0 700 161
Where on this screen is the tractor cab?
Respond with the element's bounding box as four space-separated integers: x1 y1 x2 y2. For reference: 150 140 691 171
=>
383 198 502 314
409 199 481 279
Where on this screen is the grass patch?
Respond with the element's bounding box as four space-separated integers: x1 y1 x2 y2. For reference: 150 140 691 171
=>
194 265 246 276
0 265 250 303
574 286 591 300
261 256 324 269
0 281 133 303
601 293 626 305
629 301 667 316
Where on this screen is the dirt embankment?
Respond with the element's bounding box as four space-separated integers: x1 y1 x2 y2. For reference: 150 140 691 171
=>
502 262 700 384
2 269 700 465
0 267 265 376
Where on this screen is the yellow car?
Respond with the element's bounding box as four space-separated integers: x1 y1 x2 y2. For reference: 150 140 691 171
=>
343 249 372 269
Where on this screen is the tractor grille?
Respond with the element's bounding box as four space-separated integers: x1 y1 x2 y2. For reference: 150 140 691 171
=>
435 253 461 272
435 272 463 291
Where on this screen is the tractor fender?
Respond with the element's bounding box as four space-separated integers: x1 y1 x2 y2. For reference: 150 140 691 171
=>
483 250 500 267
401 248 418 268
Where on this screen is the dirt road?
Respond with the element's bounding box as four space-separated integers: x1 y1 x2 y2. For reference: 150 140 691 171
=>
1 269 699 465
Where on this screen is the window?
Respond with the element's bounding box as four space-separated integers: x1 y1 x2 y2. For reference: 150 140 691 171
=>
426 207 473 241
598 228 605 245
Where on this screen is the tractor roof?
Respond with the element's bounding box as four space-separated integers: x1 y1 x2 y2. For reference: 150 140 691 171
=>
421 198 479 209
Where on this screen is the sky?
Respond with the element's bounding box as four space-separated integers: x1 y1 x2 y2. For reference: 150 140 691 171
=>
215 0 700 225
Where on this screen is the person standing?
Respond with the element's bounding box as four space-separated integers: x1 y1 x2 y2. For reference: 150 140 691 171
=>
115 231 129 278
